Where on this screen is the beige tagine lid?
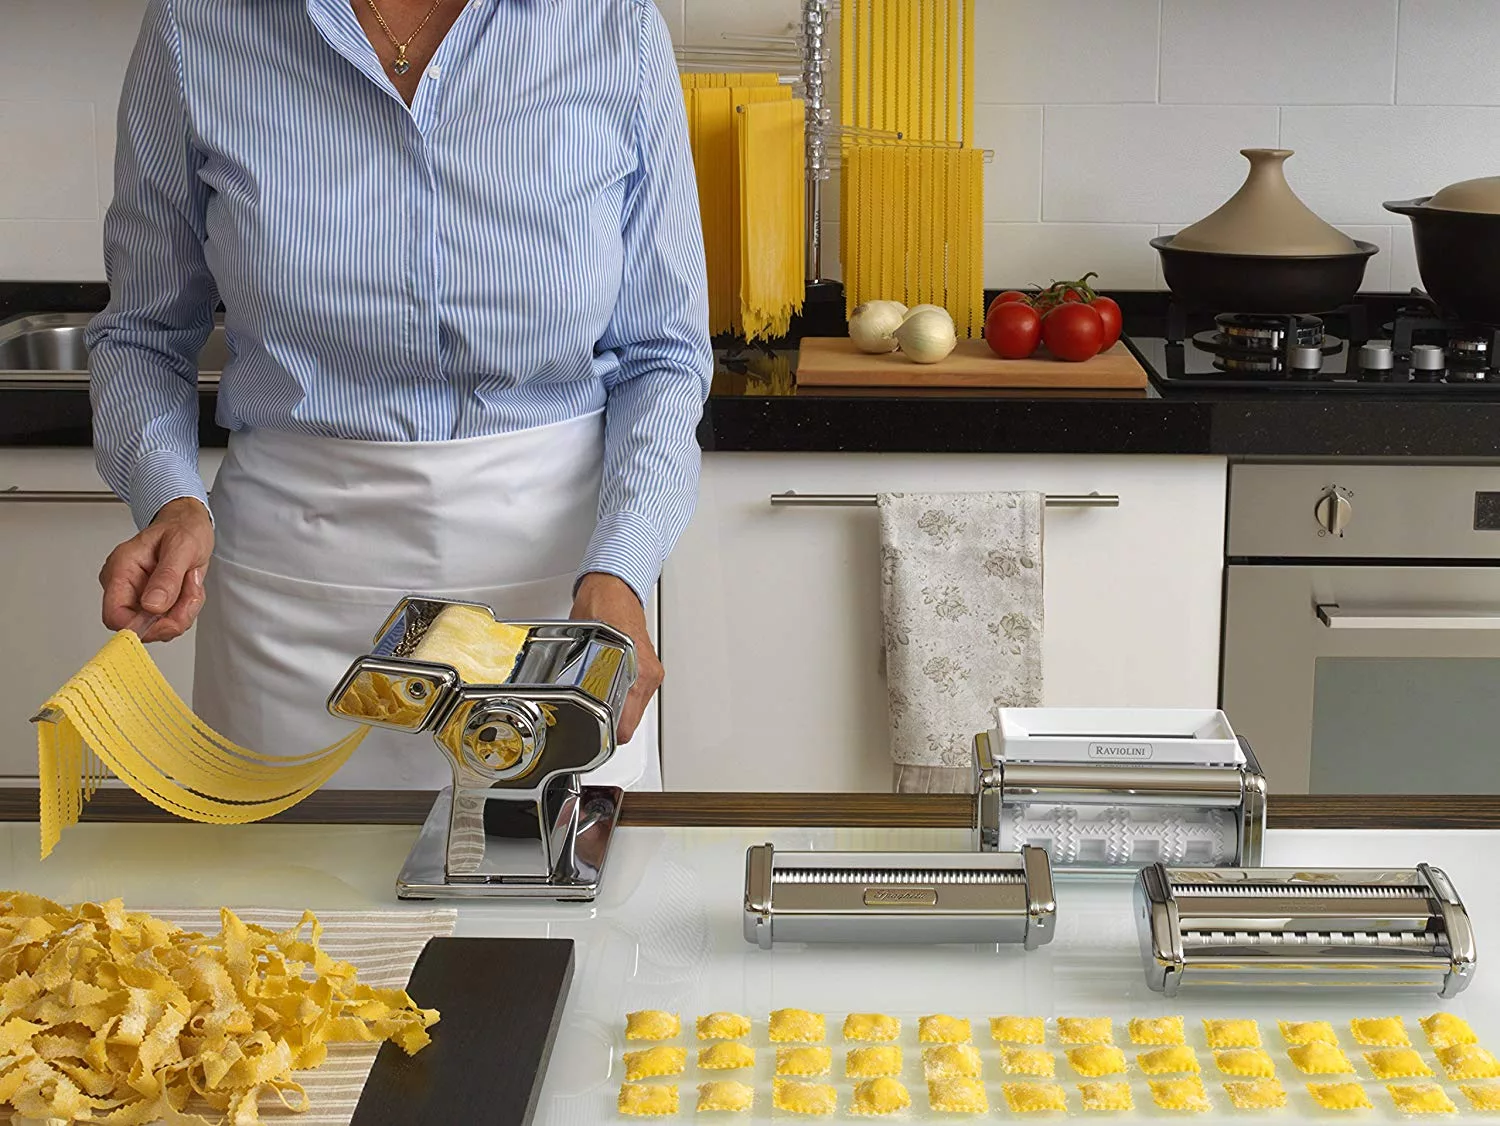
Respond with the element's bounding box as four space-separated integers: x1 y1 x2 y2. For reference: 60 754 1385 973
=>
1426 176 1500 214
1170 148 1359 256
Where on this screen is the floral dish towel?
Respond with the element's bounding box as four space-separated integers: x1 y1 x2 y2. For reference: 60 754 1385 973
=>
878 492 1044 778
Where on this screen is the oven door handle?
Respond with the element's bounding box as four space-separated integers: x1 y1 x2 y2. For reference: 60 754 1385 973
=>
1316 603 1500 631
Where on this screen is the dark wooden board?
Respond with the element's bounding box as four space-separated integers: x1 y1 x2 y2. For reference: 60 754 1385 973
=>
350 936 574 1126
796 338 1149 389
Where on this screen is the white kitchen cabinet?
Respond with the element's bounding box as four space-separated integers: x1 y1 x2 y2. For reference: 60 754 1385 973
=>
661 453 1227 792
0 449 223 780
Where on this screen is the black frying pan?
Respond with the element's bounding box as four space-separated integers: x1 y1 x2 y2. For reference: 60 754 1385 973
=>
1150 236 1380 314
1385 199 1500 325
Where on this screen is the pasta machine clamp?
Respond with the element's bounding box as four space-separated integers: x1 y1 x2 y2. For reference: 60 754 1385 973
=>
327 597 638 901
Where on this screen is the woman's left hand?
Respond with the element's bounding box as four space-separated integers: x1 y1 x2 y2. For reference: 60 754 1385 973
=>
570 572 663 743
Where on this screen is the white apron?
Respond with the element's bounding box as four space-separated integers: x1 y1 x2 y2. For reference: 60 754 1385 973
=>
192 411 659 791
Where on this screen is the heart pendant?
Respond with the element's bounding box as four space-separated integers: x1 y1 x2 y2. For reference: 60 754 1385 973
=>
392 57 411 76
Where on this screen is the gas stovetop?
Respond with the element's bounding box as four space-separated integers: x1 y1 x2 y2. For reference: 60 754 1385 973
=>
1130 297 1500 393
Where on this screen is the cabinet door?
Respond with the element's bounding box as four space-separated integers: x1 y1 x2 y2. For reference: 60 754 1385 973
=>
661 453 1226 792
0 449 223 779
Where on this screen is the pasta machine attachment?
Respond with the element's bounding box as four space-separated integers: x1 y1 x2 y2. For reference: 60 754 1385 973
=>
973 708 1267 874
742 843 1056 949
1136 863 1477 997
327 597 636 901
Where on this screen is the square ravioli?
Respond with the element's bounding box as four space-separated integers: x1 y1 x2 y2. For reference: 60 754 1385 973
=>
1278 1020 1338 1046
1288 1042 1354 1074
696 1081 754 1113
1129 1016 1185 1046
1213 1048 1275 1078
927 1076 988 1114
1386 1082 1457 1114
699 1042 755 1071
1138 1046 1200 1075
923 1044 983 1079
1223 1078 1286 1110
696 1012 751 1041
992 1015 1046 1044
847 1045 903 1079
918 1014 972 1043
850 1077 911 1117
843 1013 901 1043
1066 1045 1127 1077
1307 1081 1374 1110
1004 1047 1057 1078
776 1045 832 1077
1003 1082 1068 1113
1350 1016 1409 1047
1203 1019 1260 1049
1439 1043 1500 1080
1459 1084 1500 1111
1149 1077 1212 1112
625 1010 681 1041
772 1079 837 1116
1364 1047 1432 1079
1078 1081 1134 1111
624 1046 687 1081
619 1083 679 1116
1057 1017 1113 1045
1421 1012 1477 1051
769 1008 826 1044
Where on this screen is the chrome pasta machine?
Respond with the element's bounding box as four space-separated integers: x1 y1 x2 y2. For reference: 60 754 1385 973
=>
974 708 1267 873
743 843 1056 949
327 597 636 901
1136 863 1477 997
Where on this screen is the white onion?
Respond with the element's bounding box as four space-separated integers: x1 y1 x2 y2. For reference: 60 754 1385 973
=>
904 303 951 321
847 300 908 353
894 308 957 363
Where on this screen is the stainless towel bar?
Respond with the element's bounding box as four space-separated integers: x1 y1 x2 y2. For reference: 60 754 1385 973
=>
0 488 121 503
770 491 1119 508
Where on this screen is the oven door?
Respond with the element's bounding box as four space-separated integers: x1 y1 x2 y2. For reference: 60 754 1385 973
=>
1223 564 1500 794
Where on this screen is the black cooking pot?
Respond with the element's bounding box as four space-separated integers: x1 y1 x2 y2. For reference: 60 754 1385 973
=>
1150 236 1379 314
1385 198 1500 325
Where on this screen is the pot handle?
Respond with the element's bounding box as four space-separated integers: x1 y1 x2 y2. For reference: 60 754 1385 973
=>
1383 198 1431 216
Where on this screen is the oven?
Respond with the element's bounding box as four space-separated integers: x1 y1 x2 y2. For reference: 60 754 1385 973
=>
1222 463 1500 794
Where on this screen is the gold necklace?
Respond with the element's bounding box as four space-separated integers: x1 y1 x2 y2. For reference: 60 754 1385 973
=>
361 0 445 77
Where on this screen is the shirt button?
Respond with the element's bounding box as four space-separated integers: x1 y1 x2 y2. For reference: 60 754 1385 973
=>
427 65 441 79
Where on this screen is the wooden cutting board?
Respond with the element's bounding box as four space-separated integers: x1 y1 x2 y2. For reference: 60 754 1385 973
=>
350 937 574 1126
795 337 1148 389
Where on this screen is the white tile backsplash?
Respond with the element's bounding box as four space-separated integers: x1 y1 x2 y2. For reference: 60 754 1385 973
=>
973 0 1160 106
0 102 100 221
986 223 1161 291
971 106 1043 222
1397 0 1500 105
0 220 104 281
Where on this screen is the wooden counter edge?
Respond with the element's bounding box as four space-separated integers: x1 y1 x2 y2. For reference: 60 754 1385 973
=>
0 789 1495 829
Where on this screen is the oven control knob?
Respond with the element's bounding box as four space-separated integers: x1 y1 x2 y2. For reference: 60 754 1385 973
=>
1315 489 1352 537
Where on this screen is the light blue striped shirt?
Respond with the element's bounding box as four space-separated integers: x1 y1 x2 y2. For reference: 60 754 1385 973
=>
88 0 712 601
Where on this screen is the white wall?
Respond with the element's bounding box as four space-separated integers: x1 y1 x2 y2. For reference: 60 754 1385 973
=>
7 0 1500 293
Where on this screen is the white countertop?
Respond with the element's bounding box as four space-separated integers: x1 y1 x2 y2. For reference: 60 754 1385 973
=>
7 822 1500 1122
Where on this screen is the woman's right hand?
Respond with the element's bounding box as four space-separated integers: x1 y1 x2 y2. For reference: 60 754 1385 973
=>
99 497 215 643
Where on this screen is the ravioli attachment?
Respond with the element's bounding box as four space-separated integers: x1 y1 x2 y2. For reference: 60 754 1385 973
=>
1003 1081 1068 1113
769 1008 826 1043
696 1012 751 1041
923 1043 984 1079
772 1078 837 1115
623 1045 687 1081
992 1015 1047 1044
1364 1047 1432 1079
1066 1045 1127 1077
1306 1081 1374 1110
846 1045 902 1078
918 1014 972 1043
1278 1020 1338 1046
1138 1046 1201 1075
1438 1043 1500 1080
776 1045 833 1077
1386 1082 1457 1114
626 1010 682 1041
1421 1012 1478 1051
1078 1080 1133 1111
1459 1084 1500 1111
1202 1019 1260 1049
619 1083 679 1116
850 1077 911 1116
1129 1016 1185 1045
1057 1017 1113 1045
696 1080 753 1113
1287 1042 1354 1075
1213 1048 1275 1078
1350 1016 1409 1047
1148 1077 1212 1112
927 1076 988 1113
1223 1078 1286 1109
699 1042 755 1071
844 1012 901 1042
1003 1047 1057 1078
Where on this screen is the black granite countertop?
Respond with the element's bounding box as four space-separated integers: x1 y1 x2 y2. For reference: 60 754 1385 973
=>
7 283 1500 460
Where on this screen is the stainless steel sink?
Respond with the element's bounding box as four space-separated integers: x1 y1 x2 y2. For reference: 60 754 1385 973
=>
0 312 226 385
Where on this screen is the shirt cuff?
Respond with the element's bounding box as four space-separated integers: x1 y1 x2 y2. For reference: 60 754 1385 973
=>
577 510 666 604
127 449 211 531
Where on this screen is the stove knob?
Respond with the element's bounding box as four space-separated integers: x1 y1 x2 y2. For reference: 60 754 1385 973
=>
1315 489 1352 537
